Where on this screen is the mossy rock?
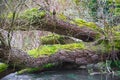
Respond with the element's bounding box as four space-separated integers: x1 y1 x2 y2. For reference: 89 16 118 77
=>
0 63 8 73
28 42 85 58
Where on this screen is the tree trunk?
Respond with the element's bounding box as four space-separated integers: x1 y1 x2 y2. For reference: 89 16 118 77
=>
0 43 117 69
1 14 101 42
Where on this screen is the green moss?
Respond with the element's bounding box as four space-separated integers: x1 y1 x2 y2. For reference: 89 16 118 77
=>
7 8 46 23
43 63 55 68
57 13 67 21
71 18 101 39
0 63 8 73
17 67 40 74
17 63 55 74
72 18 98 30
40 34 64 44
61 43 85 50
20 8 46 21
28 42 85 58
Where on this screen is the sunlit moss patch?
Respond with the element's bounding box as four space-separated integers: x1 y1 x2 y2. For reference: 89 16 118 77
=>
72 18 99 30
28 43 85 58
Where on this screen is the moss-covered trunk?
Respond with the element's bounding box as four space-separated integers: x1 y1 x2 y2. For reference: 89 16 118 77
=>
0 42 117 69
1 9 101 42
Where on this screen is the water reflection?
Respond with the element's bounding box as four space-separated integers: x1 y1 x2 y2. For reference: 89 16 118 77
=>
2 70 120 80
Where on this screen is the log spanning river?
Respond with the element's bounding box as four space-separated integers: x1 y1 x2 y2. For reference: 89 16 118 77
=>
1 70 120 80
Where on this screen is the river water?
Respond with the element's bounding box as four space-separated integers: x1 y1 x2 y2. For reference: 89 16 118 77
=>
1 70 120 80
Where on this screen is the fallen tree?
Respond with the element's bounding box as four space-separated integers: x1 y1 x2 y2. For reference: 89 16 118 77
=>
0 29 119 69
0 8 120 73
0 42 112 68
1 8 101 42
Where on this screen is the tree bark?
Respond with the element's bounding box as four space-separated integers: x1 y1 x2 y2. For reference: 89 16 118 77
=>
0 43 116 69
36 15 100 42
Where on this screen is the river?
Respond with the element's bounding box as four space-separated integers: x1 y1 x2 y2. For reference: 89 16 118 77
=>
1 70 120 80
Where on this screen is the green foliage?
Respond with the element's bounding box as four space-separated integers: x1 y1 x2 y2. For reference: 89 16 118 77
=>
106 0 120 16
115 71 120 76
108 0 120 3
87 0 120 21
96 39 120 52
115 8 120 15
116 4 120 7
111 60 120 69
113 40 120 49
28 43 85 58
73 0 80 5
88 0 98 21
0 63 8 72
107 26 120 49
